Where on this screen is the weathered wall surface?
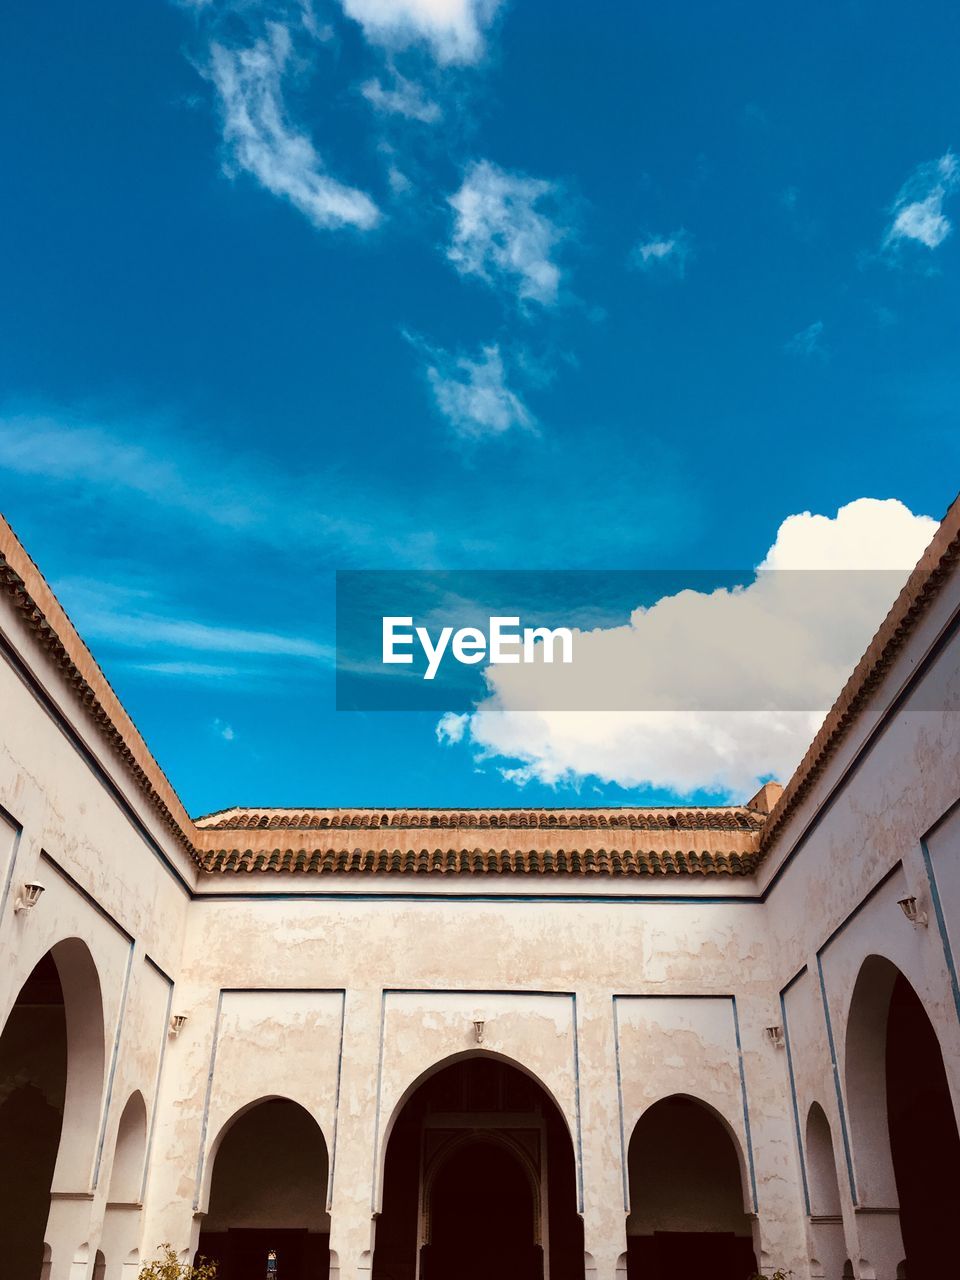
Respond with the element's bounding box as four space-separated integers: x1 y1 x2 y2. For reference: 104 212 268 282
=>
0 590 194 1280
760 568 960 1279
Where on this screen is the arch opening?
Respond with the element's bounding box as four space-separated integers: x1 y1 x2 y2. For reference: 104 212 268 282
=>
805 1102 845 1280
0 952 67 1277
196 1098 331 1280
844 956 960 1275
625 1095 758 1280
0 940 105 1278
373 1055 584 1280
108 1091 147 1205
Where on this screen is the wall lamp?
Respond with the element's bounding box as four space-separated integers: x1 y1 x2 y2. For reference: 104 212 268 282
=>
14 881 45 913
897 896 928 928
169 1014 188 1038
765 1025 785 1050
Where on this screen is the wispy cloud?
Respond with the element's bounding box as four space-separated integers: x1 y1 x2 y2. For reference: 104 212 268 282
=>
884 151 959 251
785 319 825 359
447 160 568 307
53 577 334 662
134 661 246 679
338 0 502 65
207 22 380 231
213 718 237 741
629 230 693 277
0 414 427 562
361 72 441 123
410 338 535 439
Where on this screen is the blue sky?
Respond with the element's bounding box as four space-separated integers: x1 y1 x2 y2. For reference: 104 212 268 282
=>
0 0 958 813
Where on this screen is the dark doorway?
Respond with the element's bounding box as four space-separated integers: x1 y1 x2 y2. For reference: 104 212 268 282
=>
197 1099 331 1280
374 1057 583 1280
423 1138 540 1280
625 1096 757 1280
0 952 68 1279
886 973 960 1276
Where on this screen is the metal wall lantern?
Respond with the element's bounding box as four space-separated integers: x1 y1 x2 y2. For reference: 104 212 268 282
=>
14 881 45 913
897 896 928 927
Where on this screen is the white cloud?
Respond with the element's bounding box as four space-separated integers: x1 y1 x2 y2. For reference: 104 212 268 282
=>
439 499 938 798
785 319 825 358
630 230 692 277
885 151 959 251
213 718 237 741
447 160 567 306
207 23 379 231
436 711 469 743
416 340 535 439
339 0 502 65
361 73 441 123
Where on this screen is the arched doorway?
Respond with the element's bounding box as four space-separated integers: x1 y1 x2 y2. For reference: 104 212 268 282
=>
845 956 960 1276
197 1098 331 1280
804 1102 844 1280
374 1055 584 1280
625 1095 758 1280
0 941 105 1279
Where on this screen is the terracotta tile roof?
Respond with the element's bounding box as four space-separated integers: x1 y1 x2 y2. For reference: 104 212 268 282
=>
195 806 764 833
0 516 199 865
199 845 760 877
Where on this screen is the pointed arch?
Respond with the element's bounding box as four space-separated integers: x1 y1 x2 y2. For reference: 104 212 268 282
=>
843 954 960 1277
0 939 105 1274
107 1091 147 1204
625 1094 758 1280
375 1047 576 1214
805 1102 842 1217
196 1096 331 1278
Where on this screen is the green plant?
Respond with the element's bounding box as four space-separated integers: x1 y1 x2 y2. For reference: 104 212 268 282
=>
139 1245 218 1280
749 1271 794 1280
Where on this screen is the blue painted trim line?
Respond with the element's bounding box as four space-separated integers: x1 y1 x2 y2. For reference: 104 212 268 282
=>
920 837 960 1026
141 973 175 1205
193 989 225 1210
328 990 347 1210
612 997 629 1212
815 953 857 1203
93 939 135 1187
731 996 759 1212
779 977 810 1215
571 992 584 1213
0 803 23 921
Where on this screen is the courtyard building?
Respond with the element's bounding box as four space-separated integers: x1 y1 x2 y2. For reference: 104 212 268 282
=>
1 501 959 1280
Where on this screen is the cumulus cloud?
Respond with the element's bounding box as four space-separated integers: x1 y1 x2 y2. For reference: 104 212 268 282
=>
447 160 567 306
207 23 380 231
630 230 692 277
785 319 825 358
439 499 938 797
338 0 502 65
884 151 959 251
413 339 535 439
361 72 441 123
